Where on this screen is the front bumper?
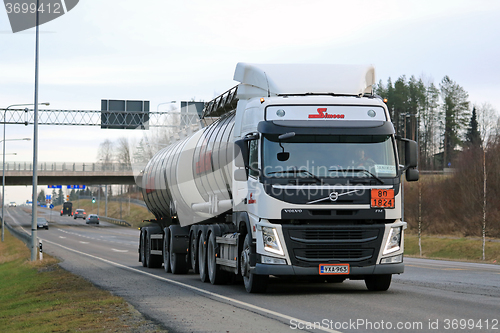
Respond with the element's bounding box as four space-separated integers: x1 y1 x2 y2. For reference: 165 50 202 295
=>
252 262 404 276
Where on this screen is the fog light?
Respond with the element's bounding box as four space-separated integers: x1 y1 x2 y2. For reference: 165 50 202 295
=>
261 255 286 265
380 254 403 264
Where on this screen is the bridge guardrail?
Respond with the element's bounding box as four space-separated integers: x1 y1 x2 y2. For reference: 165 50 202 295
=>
77 196 146 207
0 162 133 172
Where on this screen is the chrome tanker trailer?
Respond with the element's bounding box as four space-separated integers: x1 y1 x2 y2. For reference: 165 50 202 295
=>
138 63 419 293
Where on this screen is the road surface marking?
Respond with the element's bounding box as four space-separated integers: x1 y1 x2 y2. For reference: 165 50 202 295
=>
42 239 341 333
59 236 66 239
111 249 128 252
79 241 89 244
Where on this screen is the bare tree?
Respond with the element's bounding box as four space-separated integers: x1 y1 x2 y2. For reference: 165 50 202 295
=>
116 137 132 168
97 139 114 170
475 102 498 146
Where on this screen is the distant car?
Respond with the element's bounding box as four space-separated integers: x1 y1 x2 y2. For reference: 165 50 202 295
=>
86 214 99 225
36 217 49 230
74 209 86 219
9 202 16 207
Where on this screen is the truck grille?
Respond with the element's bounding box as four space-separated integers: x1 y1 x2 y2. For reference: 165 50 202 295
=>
282 225 384 267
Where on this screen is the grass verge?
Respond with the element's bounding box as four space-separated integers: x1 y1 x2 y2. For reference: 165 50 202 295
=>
0 229 167 333
405 234 500 264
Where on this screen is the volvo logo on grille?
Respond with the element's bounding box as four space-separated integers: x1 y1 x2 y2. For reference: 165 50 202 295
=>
306 189 362 205
329 192 339 201
284 209 303 213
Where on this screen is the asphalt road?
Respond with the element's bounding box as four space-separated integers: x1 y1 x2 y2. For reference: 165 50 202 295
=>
5 206 500 333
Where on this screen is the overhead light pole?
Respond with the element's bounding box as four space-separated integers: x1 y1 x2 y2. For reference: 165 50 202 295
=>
2 102 47 242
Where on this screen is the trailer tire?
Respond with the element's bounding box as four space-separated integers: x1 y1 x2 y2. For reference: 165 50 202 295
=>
140 230 147 267
208 231 229 285
241 233 268 293
365 274 392 291
198 232 209 282
190 230 199 274
163 228 171 273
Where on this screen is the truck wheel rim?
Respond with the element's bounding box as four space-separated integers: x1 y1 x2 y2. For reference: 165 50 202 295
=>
241 247 250 278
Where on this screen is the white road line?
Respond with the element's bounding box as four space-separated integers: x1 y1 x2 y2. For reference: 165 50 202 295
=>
79 241 89 244
59 236 66 239
43 239 341 333
111 249 128 253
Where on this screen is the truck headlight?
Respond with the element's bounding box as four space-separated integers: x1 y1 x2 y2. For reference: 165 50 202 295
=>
262 227 284 255
383 227 401 255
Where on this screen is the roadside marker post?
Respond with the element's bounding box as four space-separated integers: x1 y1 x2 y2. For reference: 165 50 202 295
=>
39 239 43 261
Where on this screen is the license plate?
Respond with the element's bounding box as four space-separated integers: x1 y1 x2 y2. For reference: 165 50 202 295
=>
319 264 349 275
371 189 395 208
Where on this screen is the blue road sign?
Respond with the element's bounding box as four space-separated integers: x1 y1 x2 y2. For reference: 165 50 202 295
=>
49 204 54 209
48 185 62 188
67 185 86 189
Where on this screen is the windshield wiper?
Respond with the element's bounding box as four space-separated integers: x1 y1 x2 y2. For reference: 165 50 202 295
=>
328 168 385 184
267 168 322 182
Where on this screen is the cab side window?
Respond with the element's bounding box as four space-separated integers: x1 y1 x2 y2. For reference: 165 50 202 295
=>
248 139 259 178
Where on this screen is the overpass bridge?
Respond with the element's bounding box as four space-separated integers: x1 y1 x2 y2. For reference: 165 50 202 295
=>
1 162 140 186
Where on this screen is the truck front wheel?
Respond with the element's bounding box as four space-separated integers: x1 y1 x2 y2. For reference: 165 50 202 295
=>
241 233 268 293
365 274 392 291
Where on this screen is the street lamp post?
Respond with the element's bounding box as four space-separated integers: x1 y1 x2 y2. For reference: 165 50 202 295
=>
2 102 48 243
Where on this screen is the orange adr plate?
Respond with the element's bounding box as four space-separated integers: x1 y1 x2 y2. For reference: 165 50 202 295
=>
370 189 395 208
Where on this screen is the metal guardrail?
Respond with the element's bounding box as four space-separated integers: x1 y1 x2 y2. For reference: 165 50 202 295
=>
3 220 32 248
99 216 131 227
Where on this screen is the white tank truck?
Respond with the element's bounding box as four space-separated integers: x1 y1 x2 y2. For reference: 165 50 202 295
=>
138 63 419 293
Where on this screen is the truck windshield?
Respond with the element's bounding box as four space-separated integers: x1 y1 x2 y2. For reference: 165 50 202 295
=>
262 134 398 178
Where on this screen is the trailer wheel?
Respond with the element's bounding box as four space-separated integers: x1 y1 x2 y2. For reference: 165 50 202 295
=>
241 233 268 293
170 228 189 274
140 230 147 267
190 231 199 274
198 232 209 282
207 231 228 285
163 228 171 273
147 233 162 268
365 274 392 291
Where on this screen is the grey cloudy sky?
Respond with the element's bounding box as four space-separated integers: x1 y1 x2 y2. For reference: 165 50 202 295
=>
1 0 499 203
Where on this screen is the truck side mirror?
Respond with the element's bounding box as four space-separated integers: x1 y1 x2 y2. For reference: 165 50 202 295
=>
404 139 418 169
406 168 419 182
